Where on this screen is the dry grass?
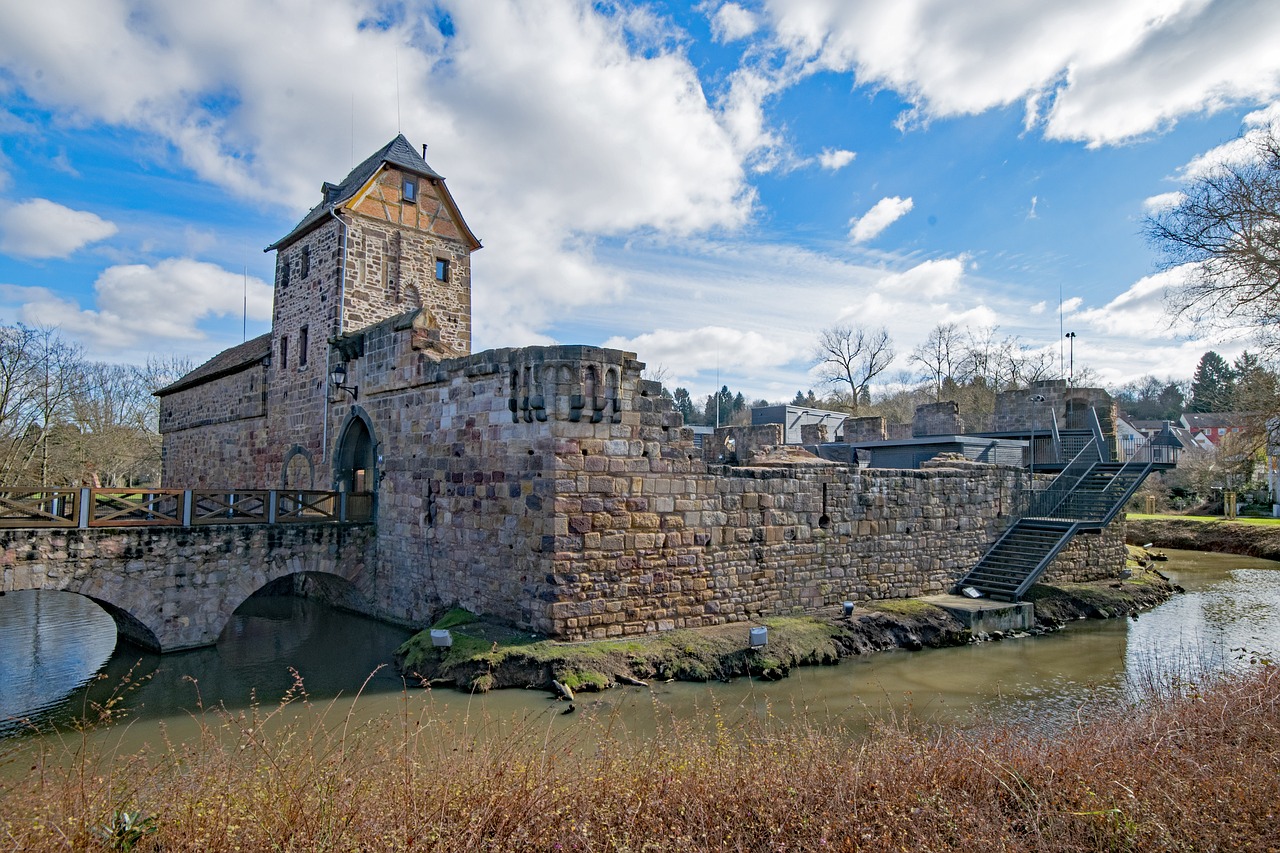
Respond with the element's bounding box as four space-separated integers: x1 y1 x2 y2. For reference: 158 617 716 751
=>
2 664 1279 851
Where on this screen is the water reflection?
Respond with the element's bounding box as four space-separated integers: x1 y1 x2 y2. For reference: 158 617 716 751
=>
0 590 117 735
3 549 1280 745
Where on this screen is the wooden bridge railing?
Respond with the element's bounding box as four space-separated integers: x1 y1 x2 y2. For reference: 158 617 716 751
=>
0 488 374 529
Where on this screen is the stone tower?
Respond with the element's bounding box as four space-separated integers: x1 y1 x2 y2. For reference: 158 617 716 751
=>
263 135 482 481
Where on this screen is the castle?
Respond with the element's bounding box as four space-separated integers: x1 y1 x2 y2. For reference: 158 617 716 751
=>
157 136 1125 640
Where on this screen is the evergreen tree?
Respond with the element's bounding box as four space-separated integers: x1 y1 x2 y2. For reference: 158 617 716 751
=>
1189 351 1235 412
672 387 697 424
1156 382 1186 420
791 389 818 407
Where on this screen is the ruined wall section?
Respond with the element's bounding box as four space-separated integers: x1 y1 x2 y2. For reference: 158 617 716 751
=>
344 168 472 353
540 442 1127 640
158 365 268 487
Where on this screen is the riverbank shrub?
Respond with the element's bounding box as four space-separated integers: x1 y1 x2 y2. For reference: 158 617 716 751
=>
2 664 1277 850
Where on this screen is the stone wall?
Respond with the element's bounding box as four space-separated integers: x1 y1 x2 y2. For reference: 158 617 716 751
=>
0 524 376 651
160 320 1129 644
913 401 964 436
538 449 1124 639
843 416 886 442
159 362 269 487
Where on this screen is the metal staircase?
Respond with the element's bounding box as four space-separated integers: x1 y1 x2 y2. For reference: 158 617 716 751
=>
955 410 1159 601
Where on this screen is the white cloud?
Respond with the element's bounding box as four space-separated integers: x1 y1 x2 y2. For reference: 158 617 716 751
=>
710 3 759 43
1072 266 1192 338
1143 191 1185 212
0 198 117 259
1029 301 1048 315
1177 101 1280 180
849 196 913 243
760 0 1280 147
602 325 796 372
0 258 272 351
875 256 965 299
817 148 856 170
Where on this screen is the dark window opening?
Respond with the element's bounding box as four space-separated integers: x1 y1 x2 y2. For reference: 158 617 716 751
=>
280 255 291 287
435 258 449 281
279 335 289 370
301 246 311 278
403 178 417 204
299 325 309 367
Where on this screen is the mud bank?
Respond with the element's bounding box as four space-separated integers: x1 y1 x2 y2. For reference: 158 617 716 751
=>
397 563 1175 695
1127 517 1280 561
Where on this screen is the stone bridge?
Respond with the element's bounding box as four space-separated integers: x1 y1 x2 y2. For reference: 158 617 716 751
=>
0 489 375 651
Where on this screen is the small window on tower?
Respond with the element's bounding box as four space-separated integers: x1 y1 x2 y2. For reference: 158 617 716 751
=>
435 258 449 281
279 335 289 370
299 325 309 367
403 177 417 204
280 255 291 287
301 246 311 279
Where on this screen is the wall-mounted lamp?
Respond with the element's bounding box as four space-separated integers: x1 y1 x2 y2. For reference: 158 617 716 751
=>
330 362 358 401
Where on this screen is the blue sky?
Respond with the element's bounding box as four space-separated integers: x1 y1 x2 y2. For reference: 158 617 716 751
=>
1 0 1278 404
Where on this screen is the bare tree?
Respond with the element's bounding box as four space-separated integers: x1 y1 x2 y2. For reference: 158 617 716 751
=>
814 325 895 414
1147 128 1280 356
909 322 964 401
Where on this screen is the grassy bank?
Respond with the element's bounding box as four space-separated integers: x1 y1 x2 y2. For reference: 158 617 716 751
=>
1127 512 1280 526
1128 515 1280 562
2 662 1276 850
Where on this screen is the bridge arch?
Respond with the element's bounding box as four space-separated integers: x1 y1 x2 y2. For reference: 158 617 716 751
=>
1 575 164 652
1 524 376 652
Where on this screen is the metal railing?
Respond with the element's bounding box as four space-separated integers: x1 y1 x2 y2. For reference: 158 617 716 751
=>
1017 437 1100 520
0 488 373 529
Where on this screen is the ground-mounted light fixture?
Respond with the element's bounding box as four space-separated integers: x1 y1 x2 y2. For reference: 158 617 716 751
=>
749 626 768 647
842 601 855 617
430 629 453 647
330 362 358 401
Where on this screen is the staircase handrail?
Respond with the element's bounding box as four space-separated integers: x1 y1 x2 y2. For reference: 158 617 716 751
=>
1091 434 1157 523
1049 413 1063 462
1088 407 1108 461
1021 437 1099 519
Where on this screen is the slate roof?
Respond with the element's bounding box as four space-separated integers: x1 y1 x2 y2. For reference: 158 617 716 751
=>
266 134 448 251
154 333 272 397
1180 412 1245 431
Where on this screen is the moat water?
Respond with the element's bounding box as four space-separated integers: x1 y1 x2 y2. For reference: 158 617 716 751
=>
2 549 1279 746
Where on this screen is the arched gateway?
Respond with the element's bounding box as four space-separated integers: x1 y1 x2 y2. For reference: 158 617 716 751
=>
333 407 378 497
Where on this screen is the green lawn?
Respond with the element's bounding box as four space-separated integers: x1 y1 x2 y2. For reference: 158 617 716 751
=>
1128 512 1280 526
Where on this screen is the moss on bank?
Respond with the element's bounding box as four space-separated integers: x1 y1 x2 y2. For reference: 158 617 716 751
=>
399 565 1174 695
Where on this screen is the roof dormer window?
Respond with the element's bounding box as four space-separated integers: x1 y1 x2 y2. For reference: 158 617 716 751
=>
403 177 417 204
